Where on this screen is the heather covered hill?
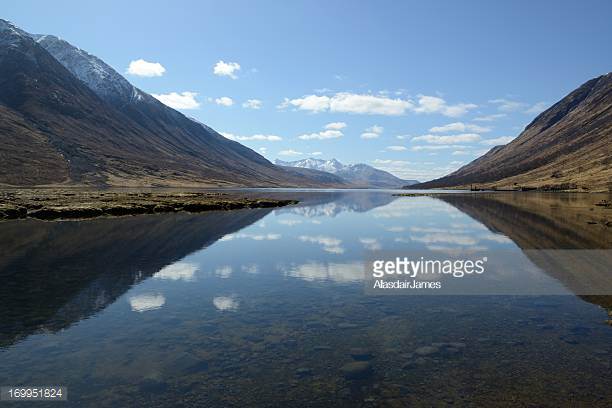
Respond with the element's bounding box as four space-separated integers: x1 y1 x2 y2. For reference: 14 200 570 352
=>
0 20 339 188
411 73 612 191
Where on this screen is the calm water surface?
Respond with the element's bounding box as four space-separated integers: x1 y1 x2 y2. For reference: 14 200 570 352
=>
1 190 610 407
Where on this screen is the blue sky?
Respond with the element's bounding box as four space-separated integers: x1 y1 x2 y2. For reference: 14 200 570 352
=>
5 0 611 181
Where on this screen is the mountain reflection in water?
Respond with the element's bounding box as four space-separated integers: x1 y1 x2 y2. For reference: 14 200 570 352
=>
0 190 610 407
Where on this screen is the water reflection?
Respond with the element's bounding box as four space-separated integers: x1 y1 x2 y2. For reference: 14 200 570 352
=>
435 192 612 308
1 190 610 407
283 261 364 283
212 295 240 311
129 293 166 313
0 209 272 347
154 262 198 282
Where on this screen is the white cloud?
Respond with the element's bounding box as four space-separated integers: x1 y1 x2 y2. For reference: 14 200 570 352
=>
242 99 262 109
411 145 464 151
299 129 343 140
331 93 412 115
473 113 506 122
386 145 407 151
280 93 413 115
311 151 323 156
213 60 241 79
152 91 200 109
361 125 383 139
489 98 528 112
325 122 347 130
279 149 303 156
524 102 547 114
413 96 477 117
429 122 491 133
412 133 481 144
280 92 476 117
452 150 470 156
372 159 411 165
215 96 234 106
370 158 463 181
480 136 515 145
299 122 345 140
278 95 330 113
222 132 282 141
258 147 267 154
126 59 166 77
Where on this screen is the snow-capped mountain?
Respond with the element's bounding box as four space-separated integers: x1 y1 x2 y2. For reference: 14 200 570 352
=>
278 158 345 174
275 158 419 188
32 34 145 105
0 19 340 187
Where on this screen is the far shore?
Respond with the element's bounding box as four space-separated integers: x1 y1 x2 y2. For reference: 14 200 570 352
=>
0 189 298 221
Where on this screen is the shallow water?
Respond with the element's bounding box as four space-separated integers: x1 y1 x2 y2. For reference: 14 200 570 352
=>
1 190 610 407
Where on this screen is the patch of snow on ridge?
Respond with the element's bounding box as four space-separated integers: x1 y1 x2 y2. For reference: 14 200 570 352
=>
31 33 143 103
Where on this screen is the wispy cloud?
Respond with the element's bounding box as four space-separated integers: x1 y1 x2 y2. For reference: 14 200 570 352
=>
410 145 465 151
429 122 490 133
386 145 407 151
480 136 515 145
413 95 477 117
412 133 481 144
222 132 282 141
473 113 506 122
361 125 384 139
299 235 344 254
524 101 547 114
278 149 303 156
325 122 347 130
370 158 464 181
242 99 262 109
489 98 528 112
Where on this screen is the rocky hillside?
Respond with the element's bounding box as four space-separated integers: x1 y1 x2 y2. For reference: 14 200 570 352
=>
0 20 339 188
411 73 612 191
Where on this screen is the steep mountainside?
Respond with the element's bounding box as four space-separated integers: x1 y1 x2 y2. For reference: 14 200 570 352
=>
275 158 418 188
0 20 337 187
411 73 612 191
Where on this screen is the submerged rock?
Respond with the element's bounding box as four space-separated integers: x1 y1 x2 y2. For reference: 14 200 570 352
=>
341 361 373 379
295 368 313 377
349 348 373 361
414 346 439 356
138 379 168 394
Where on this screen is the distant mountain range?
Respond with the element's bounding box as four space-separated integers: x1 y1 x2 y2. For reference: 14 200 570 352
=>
411 73 612 191
0 20 342 188
275 158 419 188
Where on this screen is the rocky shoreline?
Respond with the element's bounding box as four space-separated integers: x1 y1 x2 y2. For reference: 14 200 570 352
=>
0 189 298 221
